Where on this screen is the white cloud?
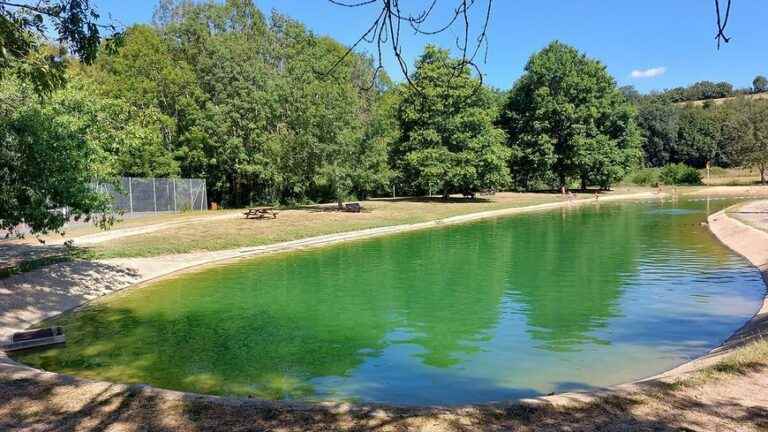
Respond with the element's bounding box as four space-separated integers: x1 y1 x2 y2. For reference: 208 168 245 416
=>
630 67 667 79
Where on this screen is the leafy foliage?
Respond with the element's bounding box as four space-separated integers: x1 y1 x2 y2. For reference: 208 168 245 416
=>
659 163 702 185
392 45 510 197
636 99 680 167
753 75 768 93
0 0 119 95
500 41 641 190
0 79 112 235
627 168 660 186
718 98 768 183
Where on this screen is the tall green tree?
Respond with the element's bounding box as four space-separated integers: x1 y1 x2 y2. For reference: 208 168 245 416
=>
0 78 112 235
753 75 768 93
0 1 120 234
720 99 768 183
675 106 720 168
501 41 641 190
392 45 510 198
636 99 680 167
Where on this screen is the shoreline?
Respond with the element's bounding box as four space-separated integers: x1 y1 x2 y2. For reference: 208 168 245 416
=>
1 193 767 423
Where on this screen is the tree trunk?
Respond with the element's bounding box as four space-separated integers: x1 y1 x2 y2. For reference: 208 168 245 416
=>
580 177 587 191
760 166 766 185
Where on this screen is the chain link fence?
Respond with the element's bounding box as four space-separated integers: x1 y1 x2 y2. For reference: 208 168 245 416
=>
95 177 207 216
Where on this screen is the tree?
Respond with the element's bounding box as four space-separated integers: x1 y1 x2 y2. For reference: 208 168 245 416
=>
48 82 179 178
392 45 510 198
0 1 121 235
0 78 112 236
636 100 680 167
746 102 768 184
136 1 390 206
500 41 641 190
753 75 768 93
721 99 768 183
675 106 720 168
0 0 119 95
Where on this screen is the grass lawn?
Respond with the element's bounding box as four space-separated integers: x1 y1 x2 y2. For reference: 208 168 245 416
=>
76 190 627 259
702 167 765 186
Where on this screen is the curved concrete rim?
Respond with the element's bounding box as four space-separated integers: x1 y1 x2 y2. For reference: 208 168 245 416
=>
2 194 767 411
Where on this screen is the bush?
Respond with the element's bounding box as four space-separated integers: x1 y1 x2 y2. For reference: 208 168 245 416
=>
660 164 702 185
628 168 660 186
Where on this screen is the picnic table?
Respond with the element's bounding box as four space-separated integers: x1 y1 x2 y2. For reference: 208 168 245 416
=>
344 202 363 213
243 207 279 219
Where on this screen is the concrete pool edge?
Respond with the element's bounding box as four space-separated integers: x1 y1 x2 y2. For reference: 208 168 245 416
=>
0 194 766 414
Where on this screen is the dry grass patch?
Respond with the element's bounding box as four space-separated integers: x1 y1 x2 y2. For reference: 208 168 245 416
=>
79 192 603 258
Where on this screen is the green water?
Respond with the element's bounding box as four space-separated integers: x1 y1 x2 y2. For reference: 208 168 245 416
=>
15 198 765 405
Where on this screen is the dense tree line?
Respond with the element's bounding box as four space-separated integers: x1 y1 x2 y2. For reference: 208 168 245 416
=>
633 75 768 104
633 91 768 183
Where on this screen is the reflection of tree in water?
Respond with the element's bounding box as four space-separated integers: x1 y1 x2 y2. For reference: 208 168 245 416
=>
646 199 736 266
505 206 641 351
388 223 510 367
17 252 401 400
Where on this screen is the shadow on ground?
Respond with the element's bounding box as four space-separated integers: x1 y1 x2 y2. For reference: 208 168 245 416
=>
0 261 140 343
1 360 766 432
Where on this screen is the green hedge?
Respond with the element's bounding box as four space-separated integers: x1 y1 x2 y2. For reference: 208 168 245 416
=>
660 164 702 185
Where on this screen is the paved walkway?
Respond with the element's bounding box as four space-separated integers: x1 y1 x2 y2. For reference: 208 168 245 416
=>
730 200 768 233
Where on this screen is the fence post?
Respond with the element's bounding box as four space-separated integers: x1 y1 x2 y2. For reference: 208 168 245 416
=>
172 179 177 212
128 177 134 216
202 181 207 211
152 177 158 215
189 178 194 212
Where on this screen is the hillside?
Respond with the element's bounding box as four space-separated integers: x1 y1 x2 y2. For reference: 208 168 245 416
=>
676 92 768 107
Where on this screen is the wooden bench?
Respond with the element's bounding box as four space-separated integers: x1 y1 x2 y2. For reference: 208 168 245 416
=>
3 327 66 352
243 207 279 219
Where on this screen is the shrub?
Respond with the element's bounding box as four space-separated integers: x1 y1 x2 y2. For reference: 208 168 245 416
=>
660 164 702 185
628 168 660 186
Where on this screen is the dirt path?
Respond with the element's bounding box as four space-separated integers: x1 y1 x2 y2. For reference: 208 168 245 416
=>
730 200 768 233
0 196 767 431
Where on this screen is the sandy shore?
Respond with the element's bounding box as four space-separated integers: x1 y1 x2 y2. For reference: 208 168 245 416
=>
1 195 767 431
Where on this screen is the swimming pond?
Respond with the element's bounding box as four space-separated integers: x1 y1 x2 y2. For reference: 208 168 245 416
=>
14 199 765 405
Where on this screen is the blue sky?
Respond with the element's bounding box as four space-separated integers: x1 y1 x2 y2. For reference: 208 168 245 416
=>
94 0 767 93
